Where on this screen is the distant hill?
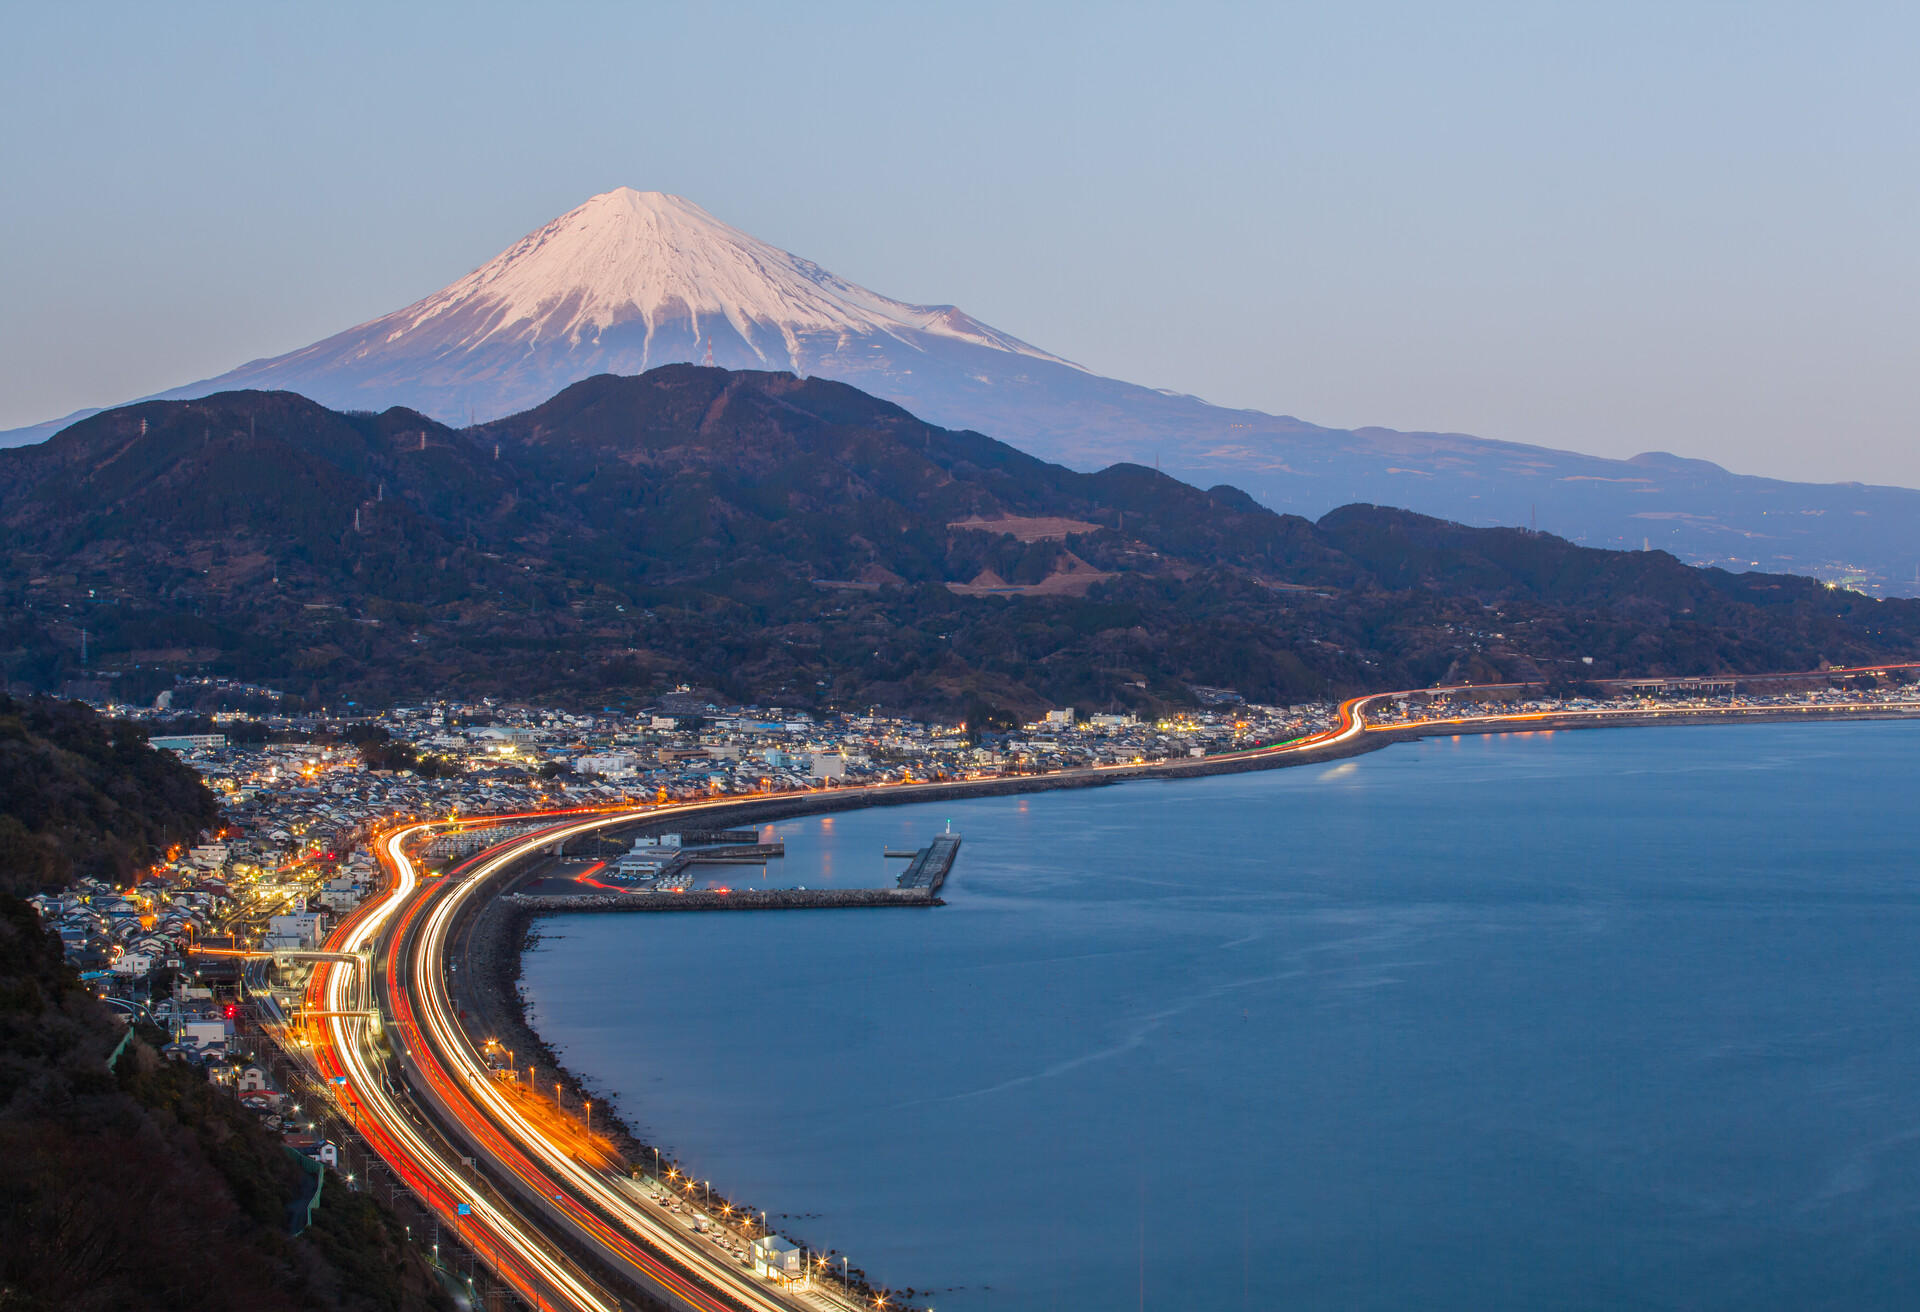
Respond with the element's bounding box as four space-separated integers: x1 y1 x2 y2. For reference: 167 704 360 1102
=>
6 188 1916 594
3 366 1917 719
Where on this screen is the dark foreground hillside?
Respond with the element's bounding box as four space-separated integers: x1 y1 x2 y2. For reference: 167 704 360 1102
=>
0 894 450 1312
0 703 449 1311
0 694 221 895
3 367 1917 718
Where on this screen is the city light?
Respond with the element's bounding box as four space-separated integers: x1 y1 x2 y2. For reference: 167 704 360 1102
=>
59 669 1920 1312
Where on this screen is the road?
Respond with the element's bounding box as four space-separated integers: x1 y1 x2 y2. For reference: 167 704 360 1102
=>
288 678 1920 1309
307 819 626 1311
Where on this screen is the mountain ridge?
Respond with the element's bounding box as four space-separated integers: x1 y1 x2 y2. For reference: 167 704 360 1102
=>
4 188 1917 594
5 366 1917 718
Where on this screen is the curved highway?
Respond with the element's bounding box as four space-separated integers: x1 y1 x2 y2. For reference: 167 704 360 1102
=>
307 819 625 1311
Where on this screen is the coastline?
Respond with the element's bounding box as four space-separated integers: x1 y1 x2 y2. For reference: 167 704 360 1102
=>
450 703 1920 1300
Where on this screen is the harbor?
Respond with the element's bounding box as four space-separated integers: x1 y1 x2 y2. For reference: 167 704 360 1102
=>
506 826 962 912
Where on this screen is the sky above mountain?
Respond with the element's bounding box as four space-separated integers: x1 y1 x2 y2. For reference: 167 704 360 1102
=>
3 3 1917 486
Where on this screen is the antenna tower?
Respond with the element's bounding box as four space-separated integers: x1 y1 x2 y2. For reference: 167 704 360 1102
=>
703 336 715 367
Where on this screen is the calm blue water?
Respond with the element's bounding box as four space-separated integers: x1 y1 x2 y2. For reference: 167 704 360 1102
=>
521 722 1920 1310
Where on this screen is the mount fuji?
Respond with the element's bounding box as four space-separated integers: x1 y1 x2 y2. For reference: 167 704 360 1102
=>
148 188 1092 428
8 187 1919 594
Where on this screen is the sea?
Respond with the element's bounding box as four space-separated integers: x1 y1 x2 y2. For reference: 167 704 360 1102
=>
520 721 1920 1311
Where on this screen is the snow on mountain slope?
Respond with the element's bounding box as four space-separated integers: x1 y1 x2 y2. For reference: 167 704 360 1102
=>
378 189 1082 368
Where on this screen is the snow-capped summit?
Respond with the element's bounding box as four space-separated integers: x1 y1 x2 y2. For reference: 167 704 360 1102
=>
389 188 1078 372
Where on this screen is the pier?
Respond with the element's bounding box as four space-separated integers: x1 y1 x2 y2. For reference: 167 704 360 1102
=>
674 840 785 866
677 828 760 845
603 840 786 892
896 832 962 893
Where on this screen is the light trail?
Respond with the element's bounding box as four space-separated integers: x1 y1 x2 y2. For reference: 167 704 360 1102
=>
309 821 621 1312
403 812 817 1311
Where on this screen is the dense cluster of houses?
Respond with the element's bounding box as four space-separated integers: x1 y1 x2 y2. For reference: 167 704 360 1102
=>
28 872 229 979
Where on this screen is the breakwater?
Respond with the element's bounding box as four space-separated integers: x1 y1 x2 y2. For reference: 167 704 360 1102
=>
505 887 939 912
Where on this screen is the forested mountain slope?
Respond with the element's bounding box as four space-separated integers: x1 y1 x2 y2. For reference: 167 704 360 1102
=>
4 367 1916 717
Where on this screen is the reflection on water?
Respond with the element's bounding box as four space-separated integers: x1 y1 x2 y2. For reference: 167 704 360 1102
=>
524 722 1920 1311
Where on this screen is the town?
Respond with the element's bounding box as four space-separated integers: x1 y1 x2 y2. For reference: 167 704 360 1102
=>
39 669 1920 996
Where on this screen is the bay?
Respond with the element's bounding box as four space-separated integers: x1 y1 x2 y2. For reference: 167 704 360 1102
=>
520 721 1920 1310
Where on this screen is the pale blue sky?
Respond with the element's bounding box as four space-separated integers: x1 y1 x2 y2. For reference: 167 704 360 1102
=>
3 2 1915 484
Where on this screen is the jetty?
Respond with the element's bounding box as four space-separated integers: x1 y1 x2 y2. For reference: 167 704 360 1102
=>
677 828 760 845
601 839 786 892
506 887 938 912
895 832 962 893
